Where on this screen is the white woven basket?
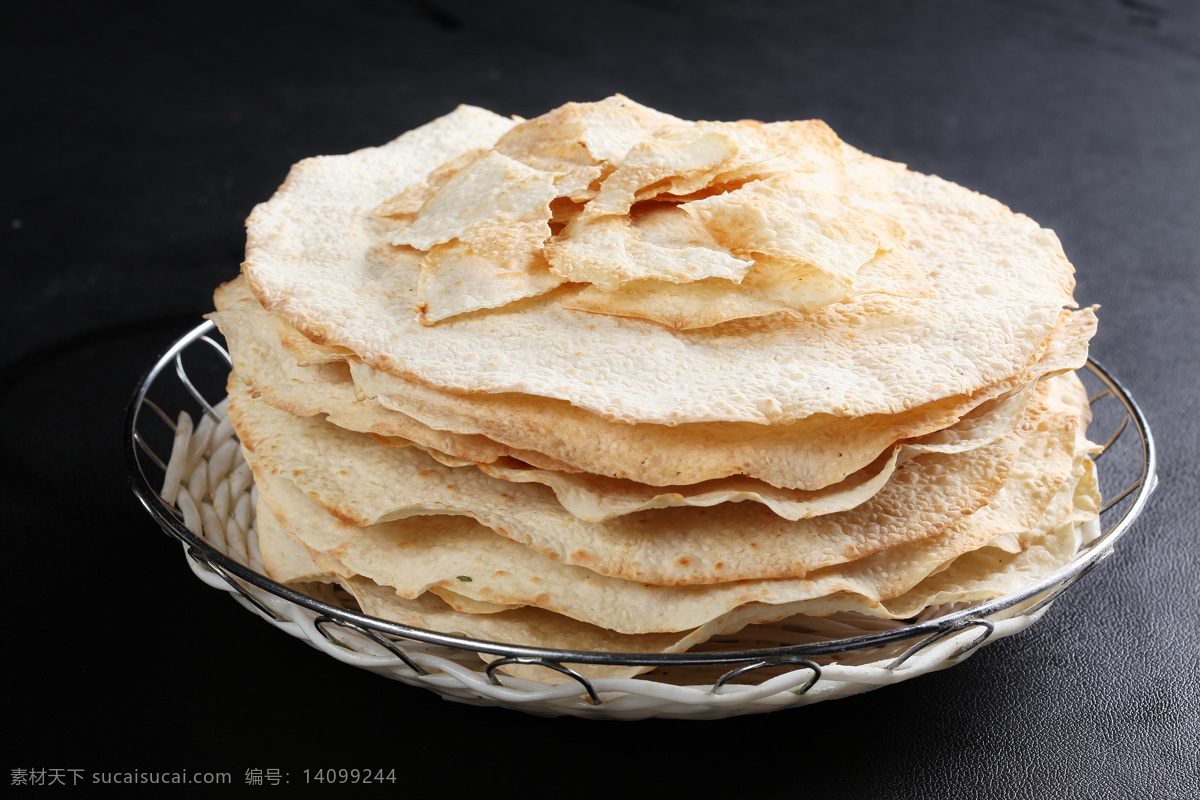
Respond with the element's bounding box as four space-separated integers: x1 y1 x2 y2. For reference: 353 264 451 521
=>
127 323 1155 720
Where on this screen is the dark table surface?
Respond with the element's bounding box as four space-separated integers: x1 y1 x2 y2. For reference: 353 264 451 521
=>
4 1 1197 796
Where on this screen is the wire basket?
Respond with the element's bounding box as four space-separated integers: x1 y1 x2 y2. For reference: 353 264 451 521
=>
126 321 1157 720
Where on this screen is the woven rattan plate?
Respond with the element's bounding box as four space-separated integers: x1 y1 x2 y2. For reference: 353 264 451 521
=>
126 322 1156 720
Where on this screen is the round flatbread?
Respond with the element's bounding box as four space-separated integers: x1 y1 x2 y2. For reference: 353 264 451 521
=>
243 99 1086 426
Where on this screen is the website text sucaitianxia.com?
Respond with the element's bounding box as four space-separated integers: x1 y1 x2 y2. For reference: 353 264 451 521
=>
11 768 400 786
12 770 231 786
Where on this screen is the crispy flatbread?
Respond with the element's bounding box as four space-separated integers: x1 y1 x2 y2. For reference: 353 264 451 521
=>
228 374 1088 586
243 98 1084 426
253 379 1094 633
254 453 1099 682
224 97 1102 683
350 306 1095 488
212 276 1072 504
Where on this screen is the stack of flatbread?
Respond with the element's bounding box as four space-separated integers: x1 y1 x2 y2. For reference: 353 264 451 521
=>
210 96 1102 682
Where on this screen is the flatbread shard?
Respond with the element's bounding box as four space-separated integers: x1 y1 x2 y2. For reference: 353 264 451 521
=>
388 151 559 260
414 243 566 325
578 126 744 219
243 98 1087 425
543 211 755 289
494 94 687 178
683 171 907 287
373 147 489 220
559 247 930 330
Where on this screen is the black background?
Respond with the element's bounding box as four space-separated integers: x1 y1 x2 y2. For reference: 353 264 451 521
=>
4 1 1197 796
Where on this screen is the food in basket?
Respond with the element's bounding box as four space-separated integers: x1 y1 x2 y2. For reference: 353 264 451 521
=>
209 95 1101 682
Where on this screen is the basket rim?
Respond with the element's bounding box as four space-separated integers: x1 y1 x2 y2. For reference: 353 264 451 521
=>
126 320 1158 669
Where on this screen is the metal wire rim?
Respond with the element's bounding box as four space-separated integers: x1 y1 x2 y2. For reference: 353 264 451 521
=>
126 320 1157 674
